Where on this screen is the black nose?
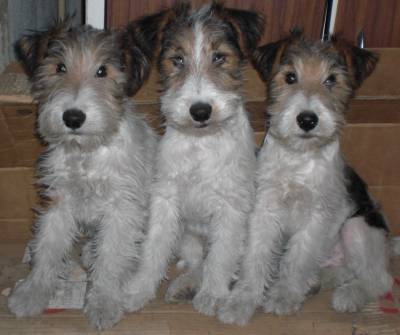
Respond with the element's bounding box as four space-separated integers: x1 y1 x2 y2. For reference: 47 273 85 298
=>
189 102 212 122
63 109 86 129
296 111 318 132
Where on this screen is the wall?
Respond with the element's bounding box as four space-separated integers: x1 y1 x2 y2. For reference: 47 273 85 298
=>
1 0 83 73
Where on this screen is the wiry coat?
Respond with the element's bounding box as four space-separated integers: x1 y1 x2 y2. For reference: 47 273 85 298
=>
8 22 157 330
218 32 392 325
123 2 264 316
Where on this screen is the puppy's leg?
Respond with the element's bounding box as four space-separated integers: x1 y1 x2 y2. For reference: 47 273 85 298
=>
123 184 181 312
8 204 76 317
263 214 335 315
83 200 145 330
192 203 246 316
165 233 203 303
218 195 282 325
332 217 392 312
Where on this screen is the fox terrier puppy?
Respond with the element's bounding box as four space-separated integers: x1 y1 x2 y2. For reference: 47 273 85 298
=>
218 30 393 325
8 20 157 329
123 2 264 316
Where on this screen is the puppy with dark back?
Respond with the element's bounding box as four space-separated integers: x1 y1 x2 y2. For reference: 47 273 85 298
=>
219 30 392 325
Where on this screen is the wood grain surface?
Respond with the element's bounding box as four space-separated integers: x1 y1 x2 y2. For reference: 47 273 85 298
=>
106 0 326 43
334 0 400 47
0 242 399 334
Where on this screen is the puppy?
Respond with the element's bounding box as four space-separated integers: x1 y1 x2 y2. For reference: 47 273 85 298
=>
218 30 393 325
8 20 157 329
123 2 264 316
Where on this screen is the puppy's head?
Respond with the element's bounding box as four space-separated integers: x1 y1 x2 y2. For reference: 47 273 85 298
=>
132 2 265 133
15 20 151 147
253 30 378 151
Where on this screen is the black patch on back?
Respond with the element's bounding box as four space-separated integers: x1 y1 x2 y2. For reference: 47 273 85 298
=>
345 165 389 232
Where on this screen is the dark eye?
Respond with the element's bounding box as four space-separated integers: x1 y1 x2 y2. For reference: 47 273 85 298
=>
212 52 226 65
56 63 66 73
324 74 336 86
171 55 184 68
96 65 107 78
285 72 297 84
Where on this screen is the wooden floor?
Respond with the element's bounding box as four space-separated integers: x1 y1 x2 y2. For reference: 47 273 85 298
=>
1 242 399 335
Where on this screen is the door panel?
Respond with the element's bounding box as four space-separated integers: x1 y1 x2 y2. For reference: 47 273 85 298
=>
106 0 326 43
334 0 400 47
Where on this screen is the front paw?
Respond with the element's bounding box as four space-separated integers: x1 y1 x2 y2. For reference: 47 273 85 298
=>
84 292 124 330
263 283 304 315
165 273 199 303
192 290 220 316
123 283 155 313
218 291 257 326
8 279 51 317
331 284 367 313
217 288 258 326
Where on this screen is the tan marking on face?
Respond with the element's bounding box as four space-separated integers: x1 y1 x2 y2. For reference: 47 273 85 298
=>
160 24 244 93
159 28 195 90
205 36 243 92
272 53 353 116
34 37 127 107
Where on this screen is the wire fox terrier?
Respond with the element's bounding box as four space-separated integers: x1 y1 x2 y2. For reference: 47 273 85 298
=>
123 2 264 316
218 30 393 325
7 20 157 329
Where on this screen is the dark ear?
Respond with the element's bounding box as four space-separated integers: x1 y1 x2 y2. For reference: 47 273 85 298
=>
119 28 153 96
253 28 303 82
331 34 378 88
122 2 191 96
253 40 286 82
15 33 44 77
213 2 265 56
15 19 72 78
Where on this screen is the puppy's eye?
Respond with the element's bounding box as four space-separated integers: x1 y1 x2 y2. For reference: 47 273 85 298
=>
171 56 184 68
212 52 226 65
285 72 297 85
96 65 107 78
324 74 336 86
56 63 67 74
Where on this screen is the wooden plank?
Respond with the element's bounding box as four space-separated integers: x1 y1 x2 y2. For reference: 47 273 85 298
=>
357 48 400 97
370 186 400 236
341 124 400 187
0 242 399 334
106 0 326 44
2 105 37 141
347 100 400 124
0 167 37 220
0 105 43 168
334 0 400 47
106 0 131 29
0 219 33 241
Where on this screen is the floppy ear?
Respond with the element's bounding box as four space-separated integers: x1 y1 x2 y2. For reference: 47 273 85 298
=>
213 2 265 56
119 28 153 96
331 34 378 88
122 2 191 96
253 28 303 82
15 19 71 78
253 40 286 82
15 33 45 77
